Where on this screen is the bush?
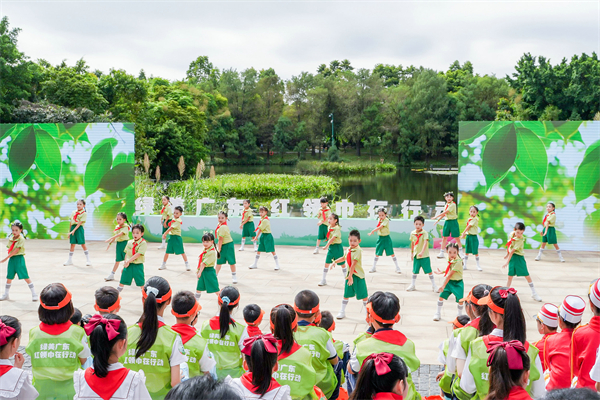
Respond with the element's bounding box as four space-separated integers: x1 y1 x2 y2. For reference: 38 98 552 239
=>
327 145 341 162
296 161 397 175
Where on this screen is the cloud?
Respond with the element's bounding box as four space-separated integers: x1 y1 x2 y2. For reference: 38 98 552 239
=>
3 0 597 80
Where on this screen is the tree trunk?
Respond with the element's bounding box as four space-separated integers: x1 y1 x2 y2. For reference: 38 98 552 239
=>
356 140 361 156
311 145 316 156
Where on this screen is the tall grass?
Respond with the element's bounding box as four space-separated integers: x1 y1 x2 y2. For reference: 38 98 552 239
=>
296 161 397 175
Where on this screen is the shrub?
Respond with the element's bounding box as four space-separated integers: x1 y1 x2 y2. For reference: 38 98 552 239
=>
296 161 397 175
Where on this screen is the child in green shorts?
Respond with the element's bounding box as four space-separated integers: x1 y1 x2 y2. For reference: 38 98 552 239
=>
118 224 147 292
313 197 332 254
434 192 462 259
64 199 92 266
408 216 438 292
215 211 238 284
460 205 481 271
368 208 401 274
433 243 465 321
0 222 37 301
239 199 257 252
503 222 542 302
160 206 190 271
158 195 173 249
330 229 368 320
535 202 565 262
249 206 281 270
196 232 220 300
104 212 131 282
319 213 348 286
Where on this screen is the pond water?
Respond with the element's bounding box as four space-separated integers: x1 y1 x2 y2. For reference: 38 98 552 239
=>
213 165 458 209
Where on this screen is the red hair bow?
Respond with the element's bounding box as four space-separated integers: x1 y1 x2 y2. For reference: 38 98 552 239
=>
365 352 394 375
84 315 122 341
486 340 526 370
499 288 517 299
241 333 278 356
0 321 16 346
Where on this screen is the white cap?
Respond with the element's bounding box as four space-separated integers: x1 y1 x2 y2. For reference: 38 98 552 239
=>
589 279 600 309
536 303 559 328
558 295 586 324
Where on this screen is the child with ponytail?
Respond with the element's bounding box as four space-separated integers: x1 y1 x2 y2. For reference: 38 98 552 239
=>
160 206 190 271
239 199 258 252
196 233 220 301
503 222 542 302
0 315 38 400
319 213 347 287
535 202 565 262
75 314 151 400
368 208 402 274
486 341 532 400
0 221 37 302
200 286 249 379
226 334 292 400
460 205 482 271
248 207 281 270
433 242 465 322
243 304 264 337
349 353 409 400
104 212 131 282
26 283 91 400
121 276 186 399
215 211 239 284
158 196 173 250
118 224 147 293
64 199 92 266
458 287 544 399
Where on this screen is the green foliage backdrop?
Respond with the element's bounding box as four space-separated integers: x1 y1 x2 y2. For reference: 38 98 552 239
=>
458 121 600 251
0 123 135 239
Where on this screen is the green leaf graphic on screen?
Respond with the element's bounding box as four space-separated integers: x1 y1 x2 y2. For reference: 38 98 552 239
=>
35 123 60 138
8 125 36 185
515 127 548 189
482 123 517 191
34 129 62 184
98 163 135 192
543 121 583 143
49 221 72 237
459 122 489 143
575 140 600 203
59 123 89 142
0 124 17 142
94 199 125 226
84 138 117 196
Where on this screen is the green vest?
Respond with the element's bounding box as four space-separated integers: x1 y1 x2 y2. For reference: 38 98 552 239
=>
26 324 86 400
468 338 541 400
200 320 246 379
353 331 373 348
356 333 422 400
184 334 208 378
277 344 319 400
439 338 453 394
294 325 338 399
121 324 178 400
452 326 480 400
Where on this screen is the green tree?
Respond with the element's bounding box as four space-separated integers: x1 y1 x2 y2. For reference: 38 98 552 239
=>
255 68 284 156
273 116 293 159
186 56 221 90
98 69 148 121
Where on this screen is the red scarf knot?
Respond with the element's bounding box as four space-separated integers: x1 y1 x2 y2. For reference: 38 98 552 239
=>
486 340 526 369
84 315 122 340
543 211 555 225
7 239 17 255
414 233 423 246
444 259 454 277
364 352 394 375
241 333 278 356
255 216 269 232
132 238 145 255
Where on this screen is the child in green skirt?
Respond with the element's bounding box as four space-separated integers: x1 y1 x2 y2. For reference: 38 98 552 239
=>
118 224 147 292
64 199 92 266
503 222 542 302
160 206 190 271
433 243 464 321
330 230 368 320
0 222 37 301
319 213 348 287
434 192 462 259
368 208 401 274
239 199 258 252
313 197 332 254
535 202 565 262
158 195 173 249
215 211 238 284
249 206 281 270
104 212 131 281
460 205 481 271
196 233 220 300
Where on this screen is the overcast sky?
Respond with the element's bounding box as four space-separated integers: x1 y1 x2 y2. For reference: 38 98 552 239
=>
2 0 598 81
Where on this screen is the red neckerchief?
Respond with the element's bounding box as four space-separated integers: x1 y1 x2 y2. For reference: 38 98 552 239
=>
242 209 249 221
466 317 480 330
137 321 166 329
7 236 18 254
372 330 408 346
255 216 269 232
171 324 197 345
327 226 336 240
84 367 130 400
543 212 555 225
160 204 170 215
373 393 404 400
208 316 236 331
346 248 355 267
507 386 533 400
444 202 454 212
198 246 215 268
215 222 226 237
39 321 72 335
376 218 385 229
444 259 455 277
414 232 423 246
113 224 124 232
467 217 474 228
132 238 145 255
506 233 517 255
0 365 13 377
246 326 262 337
277 341 302 361
240 372 281 394
73 210 85 222
321 207 330 222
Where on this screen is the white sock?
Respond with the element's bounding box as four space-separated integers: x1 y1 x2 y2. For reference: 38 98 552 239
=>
117 286 124 292
457 304 464 316
340 299 349 313
195 292 201 300
67 252 74 260
4 284 11 295
161 261 166 267
108 271 115 276
392 257 399 268
556 250 562 256
373 257 379 269
232 272 237 278
464 255 469 267
84 250 90 261
529 282 537 295
429 274 436 285
322 268 329 281
538 249 544 255
254 242 258 249
412 274 417 285
476 256 480 267
254 254 260 265
341 267 348 276
185 261 190 267
362 300 368 308
437 301 443 314
274 255 280 267
28 283 36 296
241 238 246 246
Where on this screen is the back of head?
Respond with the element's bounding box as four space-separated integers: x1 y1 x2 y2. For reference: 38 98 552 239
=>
471 284 494 336
95 286 120 314
70 308 83 325
542 388 600 400
244 336 278 396
138 276 171 358
219 286 240 338
456 315 471 327
294 290 320 319
270 304 296 354
318 311 334 331
38 283 74 325
489 287 525 343
165 375 242 400
369 291 400 328
171 291 198 319
0 315 21 351
243 304 262 325
487 342 530 400
88 314 127 378
350 353 408 400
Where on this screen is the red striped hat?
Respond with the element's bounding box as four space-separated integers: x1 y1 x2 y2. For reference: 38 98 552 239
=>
536 303 559 328
558 295 586 324
589 279 600 308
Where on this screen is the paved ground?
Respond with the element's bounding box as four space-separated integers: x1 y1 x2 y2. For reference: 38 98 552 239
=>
2 240 598 393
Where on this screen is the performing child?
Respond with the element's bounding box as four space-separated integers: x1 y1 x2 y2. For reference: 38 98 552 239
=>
94 286 121 316
158 196 173 250
118 224 147 293
243 304 264 337
0 222 37 302
502 222 542 302
368 208 401 274
319 213 347 287
460 205 481 271
535 202 565 262
160 206 190 271
195 233 219 300
434 191 462 258
433 243 464 321
248 207 281 271
215 211 238 284
104 212 131 282
407 216 438 292
64 199 92 266
239 199 257 252
313 197 332 254
0 315 39 399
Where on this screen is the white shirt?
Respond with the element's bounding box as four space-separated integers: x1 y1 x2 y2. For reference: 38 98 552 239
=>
157 316 187 367
238 327 250 352
79 334 92 360
590 345 600 383
0 359 39 400
225 376 292 400
459 329 546 399
450 332 467 360
73 363 152 400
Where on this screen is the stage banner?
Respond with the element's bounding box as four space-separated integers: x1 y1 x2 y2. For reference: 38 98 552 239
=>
0 123 135 240
458 121 600 251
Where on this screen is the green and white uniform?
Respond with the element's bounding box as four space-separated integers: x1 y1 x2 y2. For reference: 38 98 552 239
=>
317 207 332 240
465 216 479 255
216 223 236 265
276 342 321 400
241 208 255 238
442 202 460 238
113 224 130 262
375 217 395 256
197 245 219 293
171 324 216 379
166 218 185 255
294 324 338 399
6 235 29 280
410 230 432 274
257 217 275 253
121 238 147 287
344 246 368 300
69 210 87 245
160 204 174 234
325 225 344 265
200 317 249 379
507 232 528 277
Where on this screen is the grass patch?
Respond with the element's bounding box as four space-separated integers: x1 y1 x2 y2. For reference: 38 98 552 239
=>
296 160 397 175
